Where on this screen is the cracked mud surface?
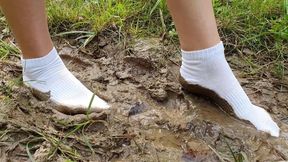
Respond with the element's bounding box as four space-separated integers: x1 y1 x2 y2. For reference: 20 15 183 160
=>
0 31 288 161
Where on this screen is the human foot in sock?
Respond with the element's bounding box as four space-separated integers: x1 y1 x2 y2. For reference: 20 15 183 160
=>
21 47 110 114
179 42 280 137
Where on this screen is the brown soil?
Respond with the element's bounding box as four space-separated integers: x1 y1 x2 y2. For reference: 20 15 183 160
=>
1 30 288 162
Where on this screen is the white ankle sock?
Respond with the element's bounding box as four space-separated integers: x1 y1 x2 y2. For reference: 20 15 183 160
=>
180 42 280 137
21 47 110 110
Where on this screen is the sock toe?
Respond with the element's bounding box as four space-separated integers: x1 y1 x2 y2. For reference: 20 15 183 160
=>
256 120 280 137
268 122 280 137
51 92 110 110
90 96 110 109
250 105 280 137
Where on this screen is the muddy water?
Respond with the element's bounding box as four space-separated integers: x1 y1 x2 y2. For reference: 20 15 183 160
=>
0 36 288 161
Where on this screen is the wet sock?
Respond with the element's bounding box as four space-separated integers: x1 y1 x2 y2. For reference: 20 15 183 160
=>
180 42 280 137
21 47 110 110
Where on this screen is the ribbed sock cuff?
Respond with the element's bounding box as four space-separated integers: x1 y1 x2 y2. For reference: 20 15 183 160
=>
21 47 58 69
181 41 224 60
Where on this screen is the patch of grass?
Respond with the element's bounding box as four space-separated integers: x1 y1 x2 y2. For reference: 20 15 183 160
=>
46 0 169 44
0 77 22 105
0 15 20 59
223 137 247 162
214 0 287 78
46 0 145 33
0 40 20 59
0 14 8 31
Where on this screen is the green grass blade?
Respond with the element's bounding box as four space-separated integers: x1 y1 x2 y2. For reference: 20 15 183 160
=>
54 31 95 37
150 0 162 16
26 142 36 162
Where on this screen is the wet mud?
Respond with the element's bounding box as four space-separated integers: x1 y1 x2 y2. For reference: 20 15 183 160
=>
0 31 288 161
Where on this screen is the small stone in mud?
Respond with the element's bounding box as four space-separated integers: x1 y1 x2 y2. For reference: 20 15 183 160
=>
115 70 131 80
149 88 168 102
128 102 147 117
93 75 109 84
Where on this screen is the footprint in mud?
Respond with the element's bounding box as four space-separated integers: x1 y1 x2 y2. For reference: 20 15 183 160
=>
61 54 92 69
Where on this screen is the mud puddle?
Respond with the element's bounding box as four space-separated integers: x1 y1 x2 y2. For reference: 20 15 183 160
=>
0 30 288 161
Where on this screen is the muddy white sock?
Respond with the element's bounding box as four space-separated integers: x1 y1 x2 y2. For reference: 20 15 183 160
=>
180 42 280 137
21 47 110 110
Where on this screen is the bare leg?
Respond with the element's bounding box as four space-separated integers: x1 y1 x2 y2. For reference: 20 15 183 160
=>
167 0 220 51
167 0 280 137
0 0 53 58
0 1 110 112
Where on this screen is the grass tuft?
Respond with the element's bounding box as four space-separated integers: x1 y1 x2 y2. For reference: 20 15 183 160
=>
214 0 287 78
0 40 20 59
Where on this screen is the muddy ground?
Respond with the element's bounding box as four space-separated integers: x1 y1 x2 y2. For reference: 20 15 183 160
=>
0 30 288 162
